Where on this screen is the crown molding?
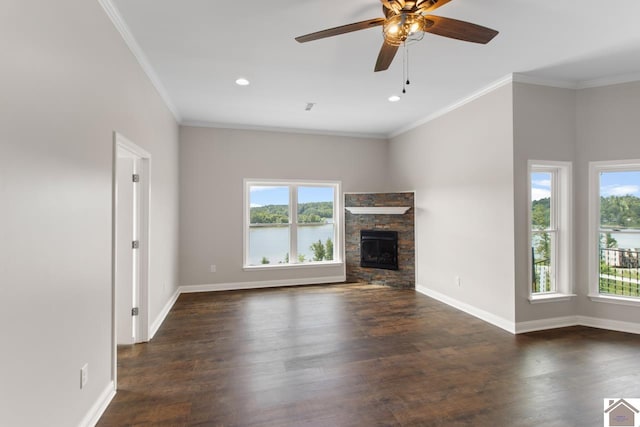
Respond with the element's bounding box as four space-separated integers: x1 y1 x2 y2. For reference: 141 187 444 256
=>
388 74 514 139
513 72 640 90
389 70 640 139
512 73 577 89
576 72 640 89
180 120 388 140
98 0 182 122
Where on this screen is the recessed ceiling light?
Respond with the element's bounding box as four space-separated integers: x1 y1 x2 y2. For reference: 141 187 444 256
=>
235 78 250 86
388 95 401 102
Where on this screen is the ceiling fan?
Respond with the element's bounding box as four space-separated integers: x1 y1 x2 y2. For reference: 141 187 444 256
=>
295 0 498 72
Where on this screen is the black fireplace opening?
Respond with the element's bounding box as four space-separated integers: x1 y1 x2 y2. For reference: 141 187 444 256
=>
360 230 398 270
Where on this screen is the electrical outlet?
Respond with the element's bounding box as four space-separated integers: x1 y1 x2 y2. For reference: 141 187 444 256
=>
455 276 461 287
80 363 88 389
210 264 216 273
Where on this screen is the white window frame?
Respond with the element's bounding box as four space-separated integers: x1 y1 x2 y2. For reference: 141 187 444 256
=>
243 179 343 270
588 159 640 307
528 160 574 303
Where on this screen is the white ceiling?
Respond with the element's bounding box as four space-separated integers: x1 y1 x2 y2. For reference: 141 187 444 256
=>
109 0 640 138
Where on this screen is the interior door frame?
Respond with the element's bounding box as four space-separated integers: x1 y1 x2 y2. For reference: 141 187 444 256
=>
111 131 151 388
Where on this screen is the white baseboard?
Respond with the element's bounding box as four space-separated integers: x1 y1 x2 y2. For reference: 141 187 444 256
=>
577 315 640 335
415 285 516 334
149 288 180 339
78 381 116 427
179 275 346 294
515 316 580 334
516 315 640 335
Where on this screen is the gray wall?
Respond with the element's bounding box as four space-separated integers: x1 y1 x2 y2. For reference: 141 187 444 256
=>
178 126 391 287
512 81 640 327
575 82 640 323
388 84 516 326
0 0 179 425
388 80 640 331
512 83 578 322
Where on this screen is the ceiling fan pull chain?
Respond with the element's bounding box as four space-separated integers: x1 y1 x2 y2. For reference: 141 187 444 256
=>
406 43 411 86
402 42 407 94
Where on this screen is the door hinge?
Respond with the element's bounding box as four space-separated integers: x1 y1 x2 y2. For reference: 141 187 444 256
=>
131 307 139 316
132 174 140 183
132 240 139 249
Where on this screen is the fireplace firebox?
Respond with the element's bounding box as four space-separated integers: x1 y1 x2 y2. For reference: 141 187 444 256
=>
360 230 398 270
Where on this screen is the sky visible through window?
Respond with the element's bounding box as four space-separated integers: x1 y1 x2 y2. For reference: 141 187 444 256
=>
531 172 551 201
250 186 333 207
531 171 640 201
600 171 640 197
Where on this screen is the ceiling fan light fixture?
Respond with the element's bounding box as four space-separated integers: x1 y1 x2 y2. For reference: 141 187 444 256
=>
383 12 426 46
235 78 250 86
388 95 401 102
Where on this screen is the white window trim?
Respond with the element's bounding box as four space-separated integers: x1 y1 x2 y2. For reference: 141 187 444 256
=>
528 160 575 303
588 159 640 307
243 178 343 270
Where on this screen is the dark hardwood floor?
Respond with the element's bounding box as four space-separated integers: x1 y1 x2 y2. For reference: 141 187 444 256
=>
98 283 640 426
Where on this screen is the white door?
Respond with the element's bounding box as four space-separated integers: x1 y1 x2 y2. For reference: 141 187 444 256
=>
116 152 141 345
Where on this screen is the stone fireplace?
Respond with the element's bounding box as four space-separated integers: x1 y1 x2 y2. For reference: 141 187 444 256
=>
345 192 415 289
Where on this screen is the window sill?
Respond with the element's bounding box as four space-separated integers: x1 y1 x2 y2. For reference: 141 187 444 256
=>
588 294 640 308
528 293 576 304
243 261 344 272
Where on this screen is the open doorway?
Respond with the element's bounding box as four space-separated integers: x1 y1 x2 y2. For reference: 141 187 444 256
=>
111 132 150 387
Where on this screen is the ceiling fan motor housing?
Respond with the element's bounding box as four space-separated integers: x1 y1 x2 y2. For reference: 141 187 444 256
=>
383 13 427 45
382 0 441 16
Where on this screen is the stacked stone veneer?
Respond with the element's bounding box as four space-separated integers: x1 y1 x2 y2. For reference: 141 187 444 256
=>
345 192 415 289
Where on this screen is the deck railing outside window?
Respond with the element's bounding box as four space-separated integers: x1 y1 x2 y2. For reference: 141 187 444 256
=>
599 247 640 297
532 248 551 293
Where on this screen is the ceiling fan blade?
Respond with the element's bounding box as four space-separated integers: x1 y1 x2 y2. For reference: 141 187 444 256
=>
423 15 498 44
374 41 400 72
295 18 386 43
417 0 453 13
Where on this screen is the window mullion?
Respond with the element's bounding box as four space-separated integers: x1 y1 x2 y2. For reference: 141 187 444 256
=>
550 229 558 292
290 185 298 264
550 170 557 230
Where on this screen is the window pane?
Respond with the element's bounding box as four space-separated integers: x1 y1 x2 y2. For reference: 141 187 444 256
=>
598 170 640 296
599 171 640 230
249 186 289 224
297 186 335 262
531 172 551 230
532 231 553 293
248 186 289 266
297 186 334 224
248 226 290 266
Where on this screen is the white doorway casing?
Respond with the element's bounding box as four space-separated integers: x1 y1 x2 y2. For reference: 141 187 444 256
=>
112 132 151 387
